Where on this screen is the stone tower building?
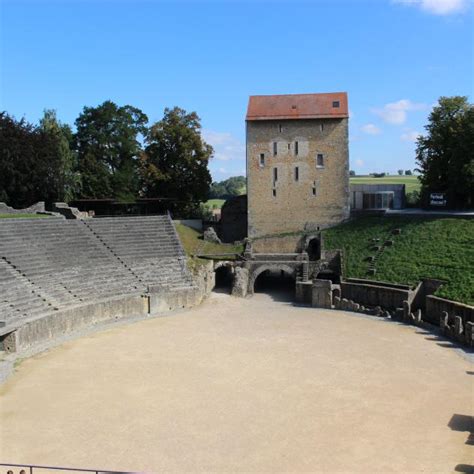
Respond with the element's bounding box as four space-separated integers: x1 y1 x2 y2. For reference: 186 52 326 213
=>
246 92 350 239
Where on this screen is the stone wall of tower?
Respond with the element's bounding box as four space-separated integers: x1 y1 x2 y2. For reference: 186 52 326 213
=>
246 117 350 239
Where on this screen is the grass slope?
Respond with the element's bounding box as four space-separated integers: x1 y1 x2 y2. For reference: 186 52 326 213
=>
175 223 243 266
324 216 474 305
350 176 421 194
205 199 226 209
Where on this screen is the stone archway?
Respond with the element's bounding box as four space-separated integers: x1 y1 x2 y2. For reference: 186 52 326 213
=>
213 261 235 293
248 263 297 295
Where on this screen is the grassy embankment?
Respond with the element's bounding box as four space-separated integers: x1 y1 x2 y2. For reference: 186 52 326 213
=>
175 223 244 268
0 214 51 219
324 216 474 305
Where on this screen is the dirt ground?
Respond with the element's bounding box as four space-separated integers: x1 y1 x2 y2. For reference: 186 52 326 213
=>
0 292 472 473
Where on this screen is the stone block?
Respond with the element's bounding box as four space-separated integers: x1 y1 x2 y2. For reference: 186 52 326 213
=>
333 296 341 309
454 316 463 341
465 322 474 347
311 279 333 309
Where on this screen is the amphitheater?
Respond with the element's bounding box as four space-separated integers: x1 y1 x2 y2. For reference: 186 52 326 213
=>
0 215 473 473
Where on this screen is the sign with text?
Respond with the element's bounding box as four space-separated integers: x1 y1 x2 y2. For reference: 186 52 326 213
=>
430 193 446 207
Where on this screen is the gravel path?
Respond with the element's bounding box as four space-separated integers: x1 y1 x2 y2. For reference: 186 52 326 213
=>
1 292 472 472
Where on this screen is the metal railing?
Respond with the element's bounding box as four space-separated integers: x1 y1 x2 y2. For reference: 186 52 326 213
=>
0 463 139 474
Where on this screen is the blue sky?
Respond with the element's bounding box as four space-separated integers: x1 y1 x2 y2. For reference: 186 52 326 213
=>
1 0 472 181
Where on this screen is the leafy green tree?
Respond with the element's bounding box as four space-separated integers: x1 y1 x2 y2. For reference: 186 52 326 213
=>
140 107 213 214
39 110 80 202
75 101 148 200
416 96 474 208
349 170 356 176
398 169 403 175
0 112 74 207
404 170 412 176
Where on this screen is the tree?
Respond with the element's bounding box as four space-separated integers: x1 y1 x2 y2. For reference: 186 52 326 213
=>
75 101 148 200
140 107 213 214
349 170 356 176
0 112 74 207
405 170 412 176
398 169 404 175
416 96 474 208
39 110 80 202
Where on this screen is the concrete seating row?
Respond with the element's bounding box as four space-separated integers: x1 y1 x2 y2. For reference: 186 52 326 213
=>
0 215 194 329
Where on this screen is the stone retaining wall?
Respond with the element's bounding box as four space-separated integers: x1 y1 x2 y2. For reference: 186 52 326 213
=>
1 261 216 355
340 279 412 310
425 295 474 325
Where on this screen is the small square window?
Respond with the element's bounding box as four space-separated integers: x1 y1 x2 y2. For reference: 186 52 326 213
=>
273 142 277 156
295 141 299 156
332 101 340 108
317 154 324 167
295 167 299 182
273 167 278 183
312 181 317 196
259 153 265 167
272 188 277 197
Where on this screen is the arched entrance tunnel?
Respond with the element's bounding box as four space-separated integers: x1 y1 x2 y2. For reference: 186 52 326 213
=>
251 265 296 302
214 264 234 293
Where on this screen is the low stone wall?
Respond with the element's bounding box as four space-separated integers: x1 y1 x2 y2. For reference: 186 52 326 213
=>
51 202 90 219
0 201 46 214
340 279 412 311
173 219 203 231
425 295 474 325
2 294 149 353
1 261 216 356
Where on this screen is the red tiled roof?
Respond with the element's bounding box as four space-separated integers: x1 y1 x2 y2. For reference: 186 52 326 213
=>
246 92 348 121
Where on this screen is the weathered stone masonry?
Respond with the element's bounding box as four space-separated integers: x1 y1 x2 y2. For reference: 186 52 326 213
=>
246 93 350 240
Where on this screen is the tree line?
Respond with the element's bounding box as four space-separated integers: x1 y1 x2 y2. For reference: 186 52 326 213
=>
209 176 246 199
0 101 213 214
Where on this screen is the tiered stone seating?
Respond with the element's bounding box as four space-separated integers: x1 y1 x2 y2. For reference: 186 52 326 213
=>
85 216 194 291
0 215 195 329
0 257 55 325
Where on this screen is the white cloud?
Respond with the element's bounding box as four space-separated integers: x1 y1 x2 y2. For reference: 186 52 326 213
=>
361 123 382 135
371 99 426 125
202 130 245 162
400 130 421 142
355 159 365 167
218 167 227 174
393 0 469 15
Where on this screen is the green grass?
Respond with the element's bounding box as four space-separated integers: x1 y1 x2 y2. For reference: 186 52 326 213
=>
350 175 421 194
175 223 244 267
0 213 52 219
324 216 474 305
204 199 226 209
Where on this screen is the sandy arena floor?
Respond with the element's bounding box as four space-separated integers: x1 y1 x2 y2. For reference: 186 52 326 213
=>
0 292 472 473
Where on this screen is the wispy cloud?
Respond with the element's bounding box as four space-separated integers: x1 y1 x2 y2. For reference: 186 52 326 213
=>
361 123 382 135
400 130 421 142
371 99 426 125
392 0 469 15
355 159 365 167
202 130 245 162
